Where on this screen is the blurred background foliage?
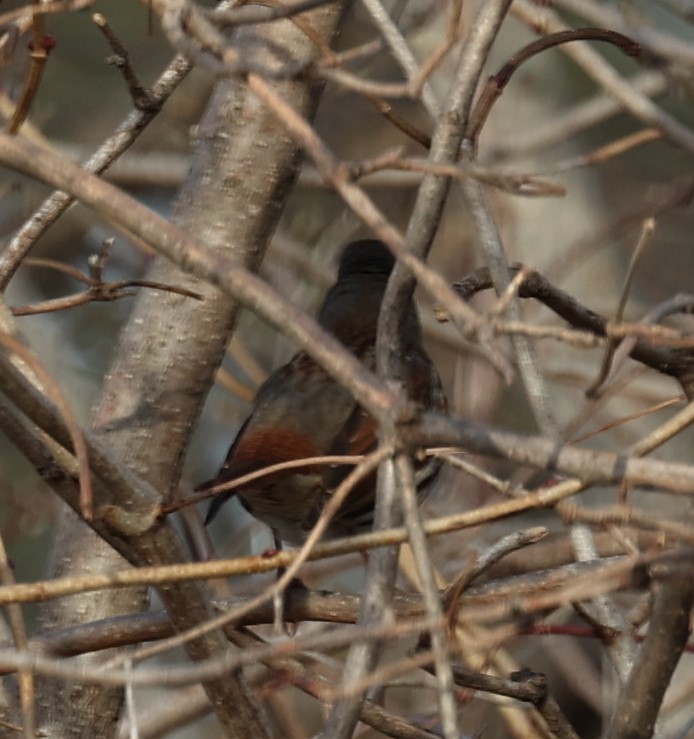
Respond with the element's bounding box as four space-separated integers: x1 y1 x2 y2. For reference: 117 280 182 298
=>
0 1 693 736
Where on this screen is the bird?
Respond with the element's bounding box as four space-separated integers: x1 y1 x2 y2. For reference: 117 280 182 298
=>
201 239 447 546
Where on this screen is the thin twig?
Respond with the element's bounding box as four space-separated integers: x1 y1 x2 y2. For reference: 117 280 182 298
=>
0 52 192 291
0 329 93 520
93 13 158 111
0 532 35 738
6 0 54 135
586 217 656 398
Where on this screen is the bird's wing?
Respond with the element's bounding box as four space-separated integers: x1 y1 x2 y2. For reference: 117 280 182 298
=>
323 405 377 487
321 349 446 520
198 415 254 525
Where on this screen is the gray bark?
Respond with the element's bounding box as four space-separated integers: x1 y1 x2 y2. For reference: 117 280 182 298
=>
38 5 347 737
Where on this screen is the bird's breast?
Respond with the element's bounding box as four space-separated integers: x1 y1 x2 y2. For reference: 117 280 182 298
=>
236 472 325 546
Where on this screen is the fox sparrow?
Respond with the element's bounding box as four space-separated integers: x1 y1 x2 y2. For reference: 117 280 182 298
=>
202 239 447 545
